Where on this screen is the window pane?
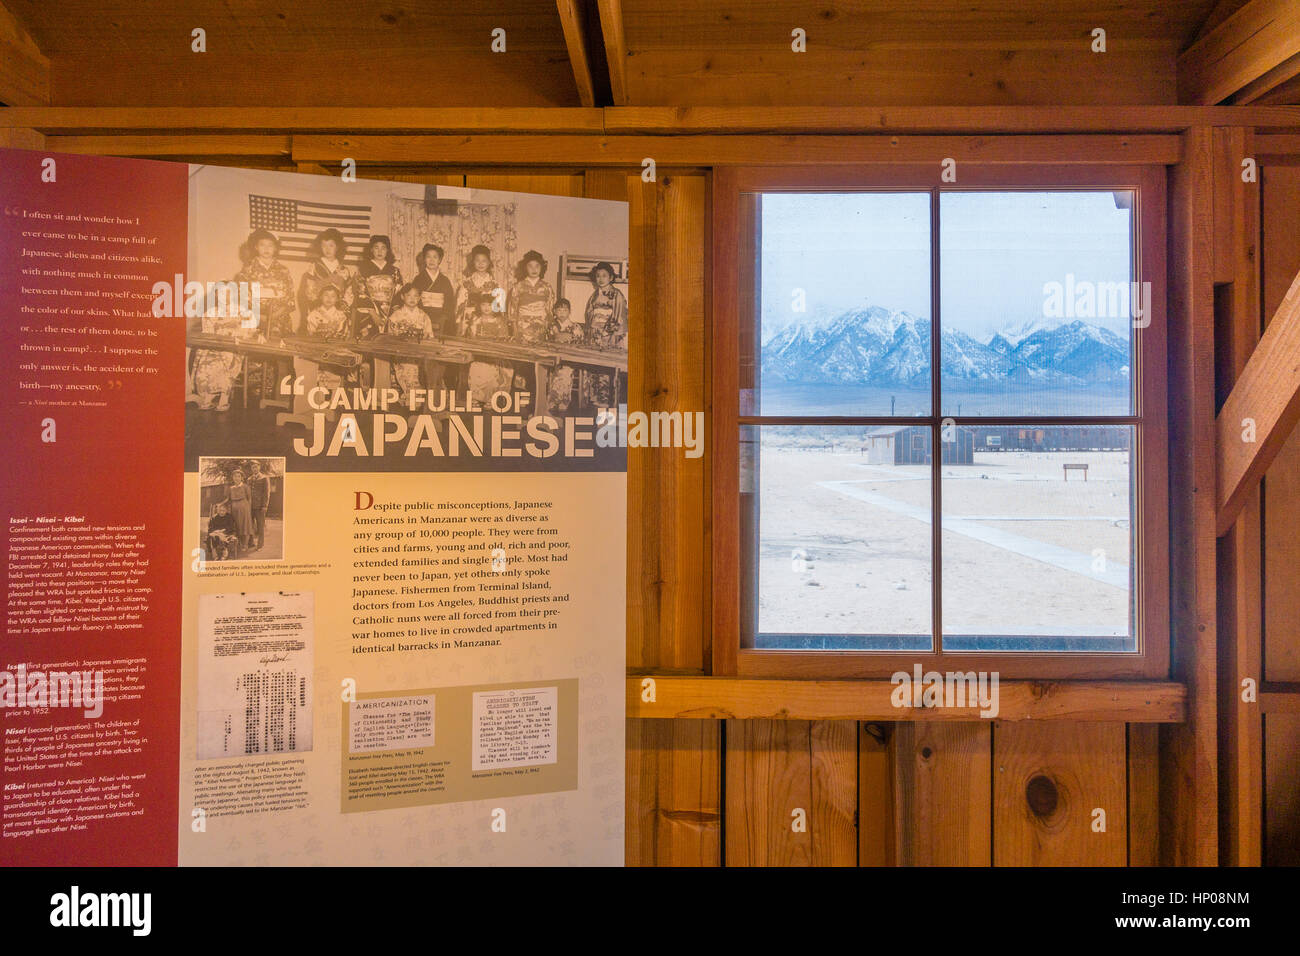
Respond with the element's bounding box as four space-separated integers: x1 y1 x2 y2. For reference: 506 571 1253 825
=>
938 191 1135 416
940 426 1135 651
754 192 932 417
747 425 932 650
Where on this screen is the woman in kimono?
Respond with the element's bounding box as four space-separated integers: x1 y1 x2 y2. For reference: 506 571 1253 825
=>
238 228 297 339
580 261 628 414
297 227 355 326
386 283 435 399
190 302 247 411
583 261 628 349
456 245 498 336
508 250 555 347
412 243 458 392
353 235 402 340
235 229 297 402
412 243 457 335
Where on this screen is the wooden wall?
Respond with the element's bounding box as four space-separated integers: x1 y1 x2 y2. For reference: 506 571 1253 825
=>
15 118 1298 865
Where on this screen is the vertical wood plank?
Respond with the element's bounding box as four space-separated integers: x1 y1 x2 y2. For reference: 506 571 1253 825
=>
1127 723 1160 866
1162 126 1220 866
596 170 706 671
625 718 721 866
893 722 991 866
589 168 717 868
1216 126 1264 867
710 166 741 676
994 722 1127 866
725 719 857 866
858 723 895 866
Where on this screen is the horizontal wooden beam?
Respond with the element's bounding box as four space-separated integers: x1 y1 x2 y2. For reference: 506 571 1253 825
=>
626 676 1186 722
285 134 1180 166
1179 0 1300 104
603 105 1300 134
1217 266 1300 535
4 105 1300 136
0 107 605 134
44 135 293 157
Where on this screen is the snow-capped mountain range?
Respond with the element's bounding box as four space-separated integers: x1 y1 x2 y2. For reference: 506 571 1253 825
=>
761 307 1130 387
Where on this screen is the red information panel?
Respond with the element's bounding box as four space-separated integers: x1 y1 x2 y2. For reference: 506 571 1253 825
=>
0 149 187 865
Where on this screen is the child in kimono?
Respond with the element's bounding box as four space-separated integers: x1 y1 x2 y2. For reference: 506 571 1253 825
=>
306 285 351 340
305 286 352 392
387 283 435 399
464 295 513 407
468 291 510 341
543 299 578 415
546 298 577 344
457 245 498 335
508 251 555 347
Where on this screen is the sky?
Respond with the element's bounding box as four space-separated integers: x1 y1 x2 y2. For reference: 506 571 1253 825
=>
760 190 1135 342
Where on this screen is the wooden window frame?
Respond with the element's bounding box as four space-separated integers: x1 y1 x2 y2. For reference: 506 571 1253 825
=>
711 163 1169 680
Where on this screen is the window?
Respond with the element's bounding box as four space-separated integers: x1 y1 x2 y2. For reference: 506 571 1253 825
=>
713 166 1168 679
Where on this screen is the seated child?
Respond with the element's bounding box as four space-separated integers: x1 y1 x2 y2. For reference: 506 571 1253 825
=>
305 285 352 391
547 298 579 344
545 299 579 414
466 293 514 407
386 283 435 399
468 292 510 340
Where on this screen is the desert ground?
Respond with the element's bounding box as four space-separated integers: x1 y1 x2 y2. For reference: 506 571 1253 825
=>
755 439 1133 648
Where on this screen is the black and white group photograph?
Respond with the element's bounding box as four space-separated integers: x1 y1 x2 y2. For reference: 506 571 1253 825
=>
183 165 630 471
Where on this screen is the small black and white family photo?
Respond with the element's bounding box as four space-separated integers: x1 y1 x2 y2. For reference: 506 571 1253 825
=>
198 457 285 562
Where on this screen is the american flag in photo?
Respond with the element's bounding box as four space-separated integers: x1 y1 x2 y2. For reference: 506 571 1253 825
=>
248 194 372 263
